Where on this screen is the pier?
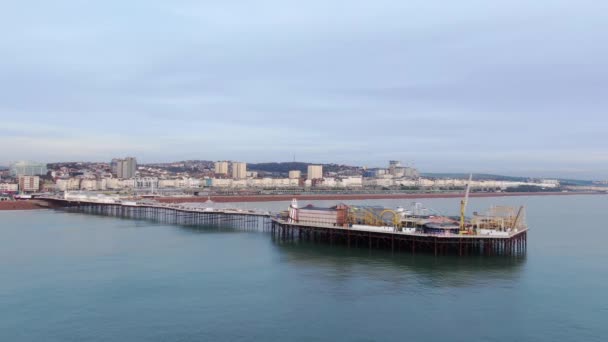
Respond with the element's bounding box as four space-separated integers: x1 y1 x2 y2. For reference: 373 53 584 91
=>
41 197 270 231
270 219 527 256
39 196 527 257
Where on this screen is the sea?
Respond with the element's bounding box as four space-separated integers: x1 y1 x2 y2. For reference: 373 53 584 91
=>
0 195 606 341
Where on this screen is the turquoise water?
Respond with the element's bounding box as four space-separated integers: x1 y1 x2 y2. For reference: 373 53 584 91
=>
0 195 606 341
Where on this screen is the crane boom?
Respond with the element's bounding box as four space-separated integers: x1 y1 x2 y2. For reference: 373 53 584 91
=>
512 206 525 230
460 174 473 232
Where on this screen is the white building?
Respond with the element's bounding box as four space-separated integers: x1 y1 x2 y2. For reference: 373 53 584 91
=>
135 177 159 190
317 176 363 188
232 162 247 179
211 178 233 187
307 165 323 180
214 161 229 175
210 177 299 188
175 178 202 188
105 178 124 190
97 179 107 191
55 178 81 191
289 170 302 179
0 183 19 192
80 179 98 191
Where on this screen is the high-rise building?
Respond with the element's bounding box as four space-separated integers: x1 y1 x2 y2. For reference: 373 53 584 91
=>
9 161 47 176
115 157 137 179
307 165 323 180
232 162 247 179
403 167 419 179
388 160 402 176
289 170 302 179
110 158 120 175
18 176 40 193
214 161 229 175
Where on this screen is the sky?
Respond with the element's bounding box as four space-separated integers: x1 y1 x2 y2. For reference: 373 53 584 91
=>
1 1 607 179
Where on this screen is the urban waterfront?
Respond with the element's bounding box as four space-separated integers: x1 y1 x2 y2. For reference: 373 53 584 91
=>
1 195 606 341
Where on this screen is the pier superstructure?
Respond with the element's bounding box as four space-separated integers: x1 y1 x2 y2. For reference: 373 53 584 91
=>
272 198 527 256
38 190 527 256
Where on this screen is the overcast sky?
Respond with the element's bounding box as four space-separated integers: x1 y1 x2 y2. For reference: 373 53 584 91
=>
1 1 607 179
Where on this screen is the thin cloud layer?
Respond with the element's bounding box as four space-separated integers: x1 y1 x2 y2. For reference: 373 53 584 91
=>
1 0 606 178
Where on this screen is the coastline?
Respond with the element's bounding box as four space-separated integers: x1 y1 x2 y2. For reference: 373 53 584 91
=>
0 201 49 211
156 191 606 203
2 191 604 210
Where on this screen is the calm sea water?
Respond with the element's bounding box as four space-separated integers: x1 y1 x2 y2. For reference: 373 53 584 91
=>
0 195 606 341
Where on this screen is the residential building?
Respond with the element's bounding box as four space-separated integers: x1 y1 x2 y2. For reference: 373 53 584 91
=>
307 165 323 180
18 176 40 193
80 179 98 191
115 157 137 179
232 162 247 179
388 160 401 176
55 178 81 191
0 183 19 192
110 158 120 174
214 161 229 175
135 177 159 190
289 170 302 179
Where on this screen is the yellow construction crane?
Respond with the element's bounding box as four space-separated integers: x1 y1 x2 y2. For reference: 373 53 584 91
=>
460 174 473 234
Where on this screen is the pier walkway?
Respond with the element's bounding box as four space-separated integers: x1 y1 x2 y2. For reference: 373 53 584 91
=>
38 197 526 256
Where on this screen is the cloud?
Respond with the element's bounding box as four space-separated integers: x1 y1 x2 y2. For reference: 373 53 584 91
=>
0 0 606 178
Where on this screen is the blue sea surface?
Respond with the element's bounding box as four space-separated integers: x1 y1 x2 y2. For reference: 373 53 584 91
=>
0 195 606 341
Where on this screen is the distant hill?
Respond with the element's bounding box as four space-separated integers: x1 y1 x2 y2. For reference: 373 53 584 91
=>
421 173 528 182
248 162 360 175
557 179 596 186
422 172 597 185
248 162 310 173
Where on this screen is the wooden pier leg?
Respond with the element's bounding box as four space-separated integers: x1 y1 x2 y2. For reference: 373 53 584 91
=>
347 230 351 248
391 234 394 254
368 232 372 249
459 238 462 256
434 237 437 256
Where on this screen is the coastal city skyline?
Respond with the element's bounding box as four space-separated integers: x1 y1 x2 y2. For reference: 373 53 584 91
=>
1 157 605 182
4 157 606 197
1 2 606 341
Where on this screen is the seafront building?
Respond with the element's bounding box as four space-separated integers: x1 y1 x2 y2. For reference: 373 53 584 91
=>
307 165 323 180
115 157 137 179
18 176 40 193
38 158 569 194
0 183 19 193
231 162 247 179
289 170 301 179
214 161 229 175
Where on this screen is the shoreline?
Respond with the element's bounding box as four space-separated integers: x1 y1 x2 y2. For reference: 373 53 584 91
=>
0 200 49 211
2 191 604 210
156 191 605 203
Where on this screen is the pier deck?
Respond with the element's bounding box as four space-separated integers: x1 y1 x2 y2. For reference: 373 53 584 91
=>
38 197 527 256
271 219 527 256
